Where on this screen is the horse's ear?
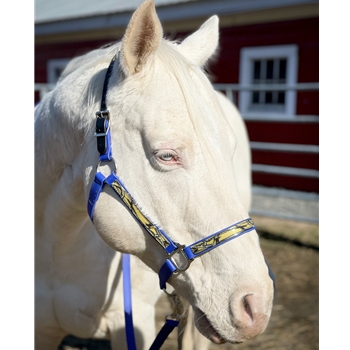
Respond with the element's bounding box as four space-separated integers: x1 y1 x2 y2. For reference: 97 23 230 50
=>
177 16 219 67
120 0 163 75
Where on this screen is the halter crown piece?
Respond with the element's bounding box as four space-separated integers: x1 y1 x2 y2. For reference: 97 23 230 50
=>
87 54 256 350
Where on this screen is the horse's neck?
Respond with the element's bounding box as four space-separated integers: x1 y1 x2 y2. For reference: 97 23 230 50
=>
35 54 115 261
35 95 86 177
35 100 89 246
35 155 88 247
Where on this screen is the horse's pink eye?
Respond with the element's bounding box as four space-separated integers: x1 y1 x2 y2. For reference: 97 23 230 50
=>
154 150 179 164
159 153 175 161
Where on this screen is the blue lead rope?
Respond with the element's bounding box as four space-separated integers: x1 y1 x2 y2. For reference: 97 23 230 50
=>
149 319 179 350
122 253 179 350
122 254 137 350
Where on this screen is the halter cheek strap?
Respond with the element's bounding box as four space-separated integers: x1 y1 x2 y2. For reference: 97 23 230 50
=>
94 54 118 161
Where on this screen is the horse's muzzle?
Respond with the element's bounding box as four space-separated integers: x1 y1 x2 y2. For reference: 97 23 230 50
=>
193 289 272 344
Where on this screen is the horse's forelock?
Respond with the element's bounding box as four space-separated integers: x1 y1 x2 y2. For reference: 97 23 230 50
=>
151 41 233 169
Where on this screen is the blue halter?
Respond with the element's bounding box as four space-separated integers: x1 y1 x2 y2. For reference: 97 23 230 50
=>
87 54 256 350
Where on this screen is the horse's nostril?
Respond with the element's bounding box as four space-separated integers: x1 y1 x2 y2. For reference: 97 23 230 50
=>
230 292 270 340
242 294 254 322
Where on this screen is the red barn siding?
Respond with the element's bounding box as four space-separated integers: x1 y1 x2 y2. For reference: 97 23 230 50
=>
296 91 319 115
245 121 319 145
252 150 319 171
253 172 318 193
246 119 319 193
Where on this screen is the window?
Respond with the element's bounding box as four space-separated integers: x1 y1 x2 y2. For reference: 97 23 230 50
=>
239 45 298 119
47 58 71 85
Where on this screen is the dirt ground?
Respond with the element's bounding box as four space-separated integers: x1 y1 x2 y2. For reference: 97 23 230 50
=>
60 216 319 350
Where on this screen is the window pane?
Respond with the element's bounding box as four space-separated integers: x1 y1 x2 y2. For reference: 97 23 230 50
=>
55 68 63 81
277 91 285 104
253 61 261 81
265 92 273 103
252 92 260 103
279 59 287 80
266 60 274 80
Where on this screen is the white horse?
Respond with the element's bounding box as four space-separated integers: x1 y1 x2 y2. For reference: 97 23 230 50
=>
35 1 274 349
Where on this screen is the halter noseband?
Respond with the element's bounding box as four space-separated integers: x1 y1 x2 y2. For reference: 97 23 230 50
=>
87 54 256 290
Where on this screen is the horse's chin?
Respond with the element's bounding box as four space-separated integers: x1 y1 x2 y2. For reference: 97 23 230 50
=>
193 307 243 345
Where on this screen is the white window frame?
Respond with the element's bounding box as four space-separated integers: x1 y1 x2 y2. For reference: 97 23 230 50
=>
239 45 298 120
47 58 71 85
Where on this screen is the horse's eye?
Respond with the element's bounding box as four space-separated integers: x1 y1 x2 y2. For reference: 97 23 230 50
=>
154 150 179 164
159 153 175 162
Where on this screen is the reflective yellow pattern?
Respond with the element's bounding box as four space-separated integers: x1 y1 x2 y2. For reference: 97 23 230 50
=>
190 218 254 255
110 180 171 249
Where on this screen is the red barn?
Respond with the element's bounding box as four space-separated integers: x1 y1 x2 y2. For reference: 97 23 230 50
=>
35 0 319 194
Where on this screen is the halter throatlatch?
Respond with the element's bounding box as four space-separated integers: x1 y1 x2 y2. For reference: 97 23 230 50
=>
87 53 256 289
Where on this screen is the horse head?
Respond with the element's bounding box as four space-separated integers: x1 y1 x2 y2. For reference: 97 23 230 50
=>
67 0 274 344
